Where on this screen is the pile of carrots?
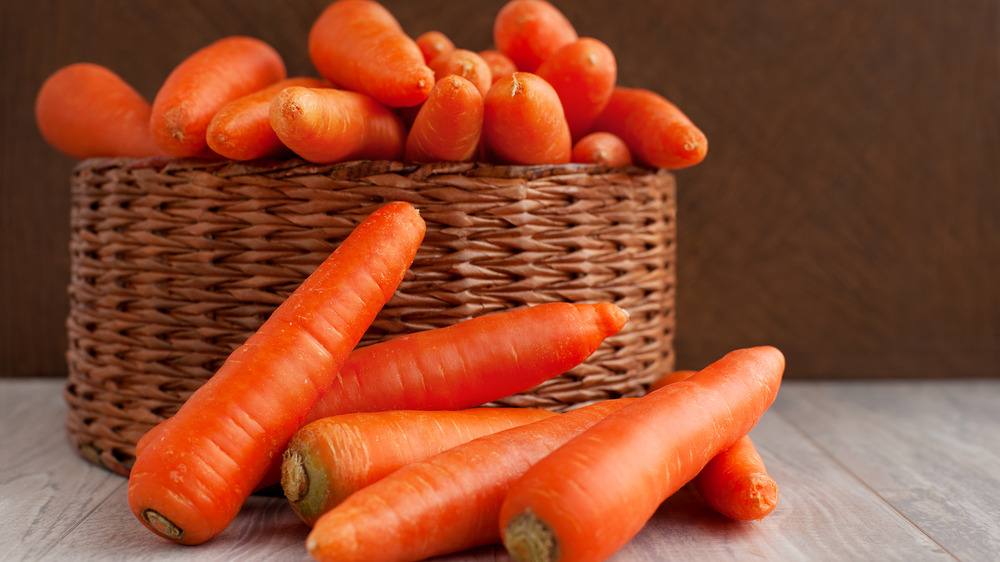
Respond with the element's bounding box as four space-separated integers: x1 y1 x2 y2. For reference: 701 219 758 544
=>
35 0 707 170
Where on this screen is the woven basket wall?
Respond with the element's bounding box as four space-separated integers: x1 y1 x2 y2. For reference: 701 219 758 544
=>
64 157 677 476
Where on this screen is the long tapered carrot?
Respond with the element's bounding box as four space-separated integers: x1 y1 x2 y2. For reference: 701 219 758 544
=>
482 72 571 165
34 62 166 159
127 202 425 545
206 76 326 161
429 49 493 98
499 346 785 562
283 408 558 525
305 398 635 562
591 86 708 170
405 75 484 163
269 86 406 163
536 37 617 141
309 0 434 108
150 35 286 158
493 0 578 73
693 435 779 521
571 132 632 166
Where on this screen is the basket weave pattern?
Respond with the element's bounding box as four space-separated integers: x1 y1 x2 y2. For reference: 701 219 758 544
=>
64 158 676 476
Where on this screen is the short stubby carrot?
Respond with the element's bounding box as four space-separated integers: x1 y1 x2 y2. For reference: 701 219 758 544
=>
34 62 166 159
482 72 571 165
536 37 617 140
429 49 493 98
693 435 780 521
282 408 557 525
493 0 578 72
499 346 785 562
269 86 406 163
150 35 286 158
571 132 633 166
309 0 434 107
305 399 634 562
479 49 519 83
591 86 708 169
127 202 425 545
405 75 484 163
416 30 455 63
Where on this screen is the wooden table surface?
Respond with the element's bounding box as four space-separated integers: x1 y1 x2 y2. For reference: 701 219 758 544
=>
2 377 998 561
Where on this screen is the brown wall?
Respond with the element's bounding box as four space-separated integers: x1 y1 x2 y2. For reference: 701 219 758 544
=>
3 0 998 378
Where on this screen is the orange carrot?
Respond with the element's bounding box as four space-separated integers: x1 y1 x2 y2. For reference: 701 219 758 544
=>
571 132 632 166
493 0 578 72
127 202 425 545
150 35 286 158
282 408 558 525
308 0 434 107
34 62 166 159
269 86 406 163
499 346 785 562
591 86 708 169
646 369 698 392
693 435 779 521
405 75 484 162
536 37 617 141
482 72 571 165
305 398 635 562
429 49 493 98
479 49 519 83
206 77 326 161
416 30 455 63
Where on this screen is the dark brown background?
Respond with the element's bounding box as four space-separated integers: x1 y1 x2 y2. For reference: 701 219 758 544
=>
2 0 998 378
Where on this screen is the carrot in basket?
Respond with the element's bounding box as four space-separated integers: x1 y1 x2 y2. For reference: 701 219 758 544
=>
591 86 708 170
482 72 571 165
405 75 484 162
305 398 635 562
34 62 166 159
429 49 493 98
283 408 557 525
536 37 617 141
127 201 425 545
416 30 455 63
269 86 406 163
150 35 286 158
499 346 785 562
309 0 434 107
479 49 518 83
571 132 632 166
493 0 578 72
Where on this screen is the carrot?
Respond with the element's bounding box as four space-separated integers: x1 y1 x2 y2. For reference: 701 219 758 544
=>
282 408 557 525
269 86 406 163
571 132 632 166
405 75 484 162
416 30 455 63
127 202 425 545
308 0 434 108
493 0 578 73
646 369 698 393
591 86 708 169
206 77 326 161
536 37 617 141
305 398 635 562
150 35 286 158
34 62 166 159
429 49 493 98
499 346 785 562
693 435 779 521
482 72 571 165
479 49 519 83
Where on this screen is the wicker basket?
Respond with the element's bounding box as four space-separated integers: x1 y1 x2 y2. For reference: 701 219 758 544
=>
64 157 677 476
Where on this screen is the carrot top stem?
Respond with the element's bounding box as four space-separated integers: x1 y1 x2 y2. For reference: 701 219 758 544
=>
505 512 559 562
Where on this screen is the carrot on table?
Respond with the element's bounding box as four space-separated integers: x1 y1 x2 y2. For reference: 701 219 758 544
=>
127 202 425 545
269 86 406 163
305 398 635 562
536 37 617 140
482 72 571 165
693 435 779 521
34 62 166 159
416 30 455 64
571 132 632 166
309 0 434 107
429 48 493 98
499 346 785 562
206 76 325 161
479 49 519 83
591 86 708 169
150 35 286 158
282 408 558 525
493 0 578 72
405 75 484 162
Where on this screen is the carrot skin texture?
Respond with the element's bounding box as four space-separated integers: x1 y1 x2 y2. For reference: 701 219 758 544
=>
416 30 455 63
693 435 779 521
35 63 166 159
150 36 286 158
479 49 519 84
269 86 406 163
536 37 617 141
499 346 785 562
493 0 578 73
127 202 425 545
309 0 434 107
591 86 708 169
482 72 572 165
571 132 633 166
282 408 558 525
305 399 635 562
405 75 484 162
206 77 325 160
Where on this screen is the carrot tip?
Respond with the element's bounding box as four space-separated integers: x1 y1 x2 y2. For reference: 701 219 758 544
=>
141 508 184 542
281 450 308 503
504 510 559 562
